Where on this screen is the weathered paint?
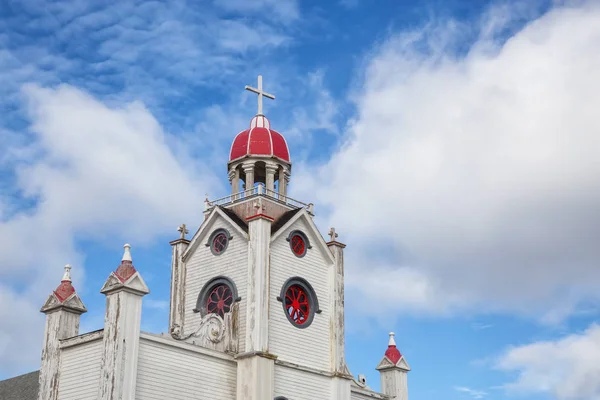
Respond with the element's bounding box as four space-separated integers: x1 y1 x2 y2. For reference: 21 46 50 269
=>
328 239 348 376
135 335 237 400
376 354 410 400
168 238 189 337
38 277 86 400
38 310 83 400
57 338 103 400
97 269 149 400
236 354 274 400
245 214 272 353
183 212 247 353
269 216 333 371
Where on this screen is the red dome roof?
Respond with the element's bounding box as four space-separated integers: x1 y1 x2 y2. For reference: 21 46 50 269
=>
384 332 402 364
229 115 290 162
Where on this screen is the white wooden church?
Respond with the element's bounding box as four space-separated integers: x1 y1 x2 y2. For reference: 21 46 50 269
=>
0 77 411 400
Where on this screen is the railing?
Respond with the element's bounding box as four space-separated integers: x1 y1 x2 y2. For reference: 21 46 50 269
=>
205 183 313 213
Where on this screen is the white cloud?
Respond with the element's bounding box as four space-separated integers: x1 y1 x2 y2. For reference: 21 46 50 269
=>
298 1 600 320
496 324 600 399
0 84 215 376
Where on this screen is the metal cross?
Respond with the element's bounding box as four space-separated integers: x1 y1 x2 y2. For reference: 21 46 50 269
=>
328 227 339 242
177 224 189 240
245 75 275 115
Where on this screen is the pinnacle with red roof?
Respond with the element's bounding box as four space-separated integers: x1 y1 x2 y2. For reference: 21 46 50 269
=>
40 264 87 314
377 332 410 371
100 243 149 295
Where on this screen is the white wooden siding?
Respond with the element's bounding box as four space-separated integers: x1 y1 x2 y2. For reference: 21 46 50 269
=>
58 339 102 400
184 216 248 352
135 336 236 400
270 217 332 371
274 364 331 400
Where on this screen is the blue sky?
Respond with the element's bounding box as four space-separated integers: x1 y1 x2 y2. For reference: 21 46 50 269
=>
2 0 600 399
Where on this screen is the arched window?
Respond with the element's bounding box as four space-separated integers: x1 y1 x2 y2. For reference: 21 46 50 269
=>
286 230 311 258
277 277 320 328
194 276 240 318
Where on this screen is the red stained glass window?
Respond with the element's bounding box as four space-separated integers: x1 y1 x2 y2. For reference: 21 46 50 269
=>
206 284 233 318
290 234 305 257
284 285 310 325
212 233 228 254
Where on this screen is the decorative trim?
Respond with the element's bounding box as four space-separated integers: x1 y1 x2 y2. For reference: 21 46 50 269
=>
277 277 320 328
286 230 312 257
194 276 240 316
170 313 226 343
246 213 274 222
205 228 232 256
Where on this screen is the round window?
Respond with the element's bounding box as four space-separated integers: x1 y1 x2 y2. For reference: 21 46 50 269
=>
195 276 239 317
208 229 231 255
284 284 310 325
290 234 305 257
279 277 319 328
206 283 233 318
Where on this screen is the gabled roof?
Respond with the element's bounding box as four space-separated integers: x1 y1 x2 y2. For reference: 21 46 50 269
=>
0 371 39 400
270 208 335 264
182 206 249 261
271 208 302 234
219 206 248 233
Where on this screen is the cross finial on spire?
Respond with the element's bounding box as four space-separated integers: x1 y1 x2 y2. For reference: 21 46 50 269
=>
62 264 72 282
245 75 275 116
328 227 339 242
177 223 189 239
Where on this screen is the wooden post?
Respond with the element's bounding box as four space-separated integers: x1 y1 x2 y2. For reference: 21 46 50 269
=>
38 265 87 400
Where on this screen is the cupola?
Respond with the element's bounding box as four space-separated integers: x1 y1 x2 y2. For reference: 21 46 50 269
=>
227 76 291 197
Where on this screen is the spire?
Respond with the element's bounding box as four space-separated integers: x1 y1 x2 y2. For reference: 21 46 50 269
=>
61 264 72 282
122 243 132 262
54 264 75 302
384 332 402 364
388 331 397 347
115 243 137 283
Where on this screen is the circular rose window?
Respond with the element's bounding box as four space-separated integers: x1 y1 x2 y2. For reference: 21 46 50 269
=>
206 283 233 318
285 285 310 325
279 277 319 328
290 235 305 257
210 230 229 255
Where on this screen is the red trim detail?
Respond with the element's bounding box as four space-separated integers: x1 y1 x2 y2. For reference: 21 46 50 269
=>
54 281 75 302
246 213 274 222
285 285 310 325
115 260 137 283
385 345 402 364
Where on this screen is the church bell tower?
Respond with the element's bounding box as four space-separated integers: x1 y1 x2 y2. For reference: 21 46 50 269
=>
168 75 352 400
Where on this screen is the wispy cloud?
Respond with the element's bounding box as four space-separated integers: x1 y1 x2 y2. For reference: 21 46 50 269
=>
471 323 494 331
455 386 488 399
